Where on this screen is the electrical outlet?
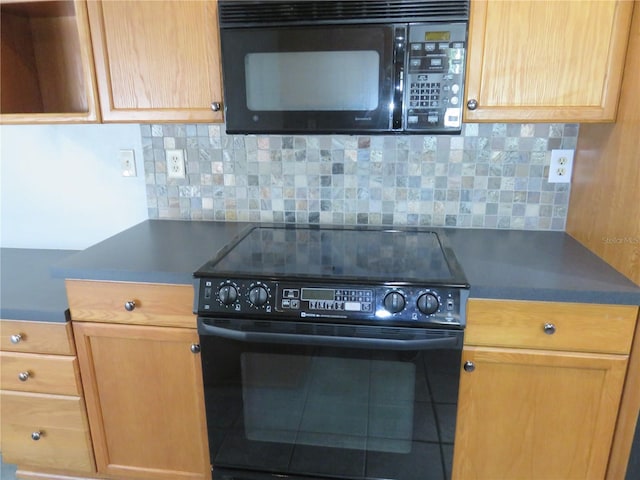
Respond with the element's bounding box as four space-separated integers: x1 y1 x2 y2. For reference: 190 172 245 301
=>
166 149 186 179
119 149 136 177
548 149 574 184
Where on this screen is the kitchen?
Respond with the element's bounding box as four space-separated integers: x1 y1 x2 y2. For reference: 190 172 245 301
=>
1 1 639 479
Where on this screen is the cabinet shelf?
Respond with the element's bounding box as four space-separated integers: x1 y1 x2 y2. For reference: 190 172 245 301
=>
0 0 99 123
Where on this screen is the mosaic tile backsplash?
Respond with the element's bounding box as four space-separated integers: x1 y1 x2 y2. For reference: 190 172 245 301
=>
142 123 577 230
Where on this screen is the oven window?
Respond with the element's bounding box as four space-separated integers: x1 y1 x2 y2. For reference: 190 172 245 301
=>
241 353 414 453
245 51 380 111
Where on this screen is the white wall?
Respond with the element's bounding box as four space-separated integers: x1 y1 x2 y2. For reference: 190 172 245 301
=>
0 124 148 250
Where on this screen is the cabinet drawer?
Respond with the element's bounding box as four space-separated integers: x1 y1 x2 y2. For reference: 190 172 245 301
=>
1 391 94 472
466 300 638 354
0 320 75 355
66 280 196 328
0 352 81 395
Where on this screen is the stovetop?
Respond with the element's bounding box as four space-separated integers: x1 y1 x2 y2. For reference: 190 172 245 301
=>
194 225 469 328
195 225 467 284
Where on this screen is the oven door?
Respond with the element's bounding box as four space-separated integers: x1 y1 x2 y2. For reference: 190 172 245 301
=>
198 318 463 480
219 24 395 134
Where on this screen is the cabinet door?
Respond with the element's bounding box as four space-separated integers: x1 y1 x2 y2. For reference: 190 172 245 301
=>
73 322 210 480
453 346 628 480
87 0 223 123
464 0 633 122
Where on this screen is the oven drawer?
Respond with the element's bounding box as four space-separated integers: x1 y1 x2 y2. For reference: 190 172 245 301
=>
0 352 81 395
66 280 196 328
0 320 75 355
0 391 94 472
465 299 637 354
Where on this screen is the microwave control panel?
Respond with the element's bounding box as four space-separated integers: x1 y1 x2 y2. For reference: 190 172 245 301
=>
403 23 467 132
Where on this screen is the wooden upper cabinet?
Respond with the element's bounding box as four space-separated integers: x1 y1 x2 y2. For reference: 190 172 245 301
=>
87 0 223 123
0 0 100 123
464 0 634 123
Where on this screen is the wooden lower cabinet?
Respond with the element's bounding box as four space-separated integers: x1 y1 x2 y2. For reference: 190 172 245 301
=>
72 322 210 480
452 299 637 480
0 319 95 476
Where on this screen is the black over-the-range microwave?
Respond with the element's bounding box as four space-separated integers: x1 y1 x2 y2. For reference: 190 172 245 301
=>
218 0 470 135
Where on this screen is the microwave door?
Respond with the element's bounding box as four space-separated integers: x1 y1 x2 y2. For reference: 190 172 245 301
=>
220 25 395 134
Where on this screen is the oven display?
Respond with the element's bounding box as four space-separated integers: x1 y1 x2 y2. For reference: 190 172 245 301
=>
301 288 334 301
295 288 374 313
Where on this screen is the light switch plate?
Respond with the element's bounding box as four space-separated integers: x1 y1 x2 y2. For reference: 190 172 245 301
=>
119 149 136 177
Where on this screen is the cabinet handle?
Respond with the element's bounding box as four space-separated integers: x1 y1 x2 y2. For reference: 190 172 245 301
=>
31 431 43 441
543 323 557 335
463 361 475 372
211 102 221 112
190 344 201 354
466 99 478 110
10 333 23 344
124 301 136 312
18 371 31 382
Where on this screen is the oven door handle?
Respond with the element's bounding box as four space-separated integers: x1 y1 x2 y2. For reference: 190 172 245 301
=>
198 323 462 351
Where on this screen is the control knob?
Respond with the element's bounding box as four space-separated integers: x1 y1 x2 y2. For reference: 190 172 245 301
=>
248 285 269 307
218 284 238 305
417 292 439 315
384 291 406 314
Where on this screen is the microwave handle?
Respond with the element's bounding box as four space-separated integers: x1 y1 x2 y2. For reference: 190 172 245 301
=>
199 322 461 351
392 27 406 129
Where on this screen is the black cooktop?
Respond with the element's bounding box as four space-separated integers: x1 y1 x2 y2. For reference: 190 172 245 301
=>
195 225 468 287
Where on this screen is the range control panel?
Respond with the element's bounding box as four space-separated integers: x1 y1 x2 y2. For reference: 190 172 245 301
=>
196 278 468 327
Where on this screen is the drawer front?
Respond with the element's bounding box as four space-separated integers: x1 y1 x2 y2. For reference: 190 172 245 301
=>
66 280 196 328
0 320 75 355
466 300 638 354
0 390 89 430
1 423 94 472
0 391 94 472
0 352 81 395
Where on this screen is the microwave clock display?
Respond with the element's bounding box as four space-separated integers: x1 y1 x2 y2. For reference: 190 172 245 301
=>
425 31 451 41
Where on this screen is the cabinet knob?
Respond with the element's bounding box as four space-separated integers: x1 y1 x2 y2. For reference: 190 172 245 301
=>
124 301 136 312
211 102 222 112
463 361 475 372
18 371 30 382
190 344 201 354
466 99 478 110
31 431 43 441
10 333 23 344
543 323 556 335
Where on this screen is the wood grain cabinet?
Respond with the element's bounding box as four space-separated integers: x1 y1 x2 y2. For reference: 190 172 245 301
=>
464 0 634 123
452 299 639 480
68 280 211 480
0 0 100 123
86 0 224 123
0 319 95 474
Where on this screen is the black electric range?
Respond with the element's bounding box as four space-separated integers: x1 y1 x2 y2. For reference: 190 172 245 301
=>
193 225 470 480
194 225 469 329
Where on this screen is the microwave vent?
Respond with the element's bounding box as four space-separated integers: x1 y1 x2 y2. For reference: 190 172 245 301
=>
219 0 470 27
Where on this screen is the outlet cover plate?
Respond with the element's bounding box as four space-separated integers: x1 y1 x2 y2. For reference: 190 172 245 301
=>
166 149 186 179
548 149 574 184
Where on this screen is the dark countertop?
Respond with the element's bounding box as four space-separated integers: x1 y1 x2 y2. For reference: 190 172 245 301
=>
1 248 78 322
51 220 640 306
